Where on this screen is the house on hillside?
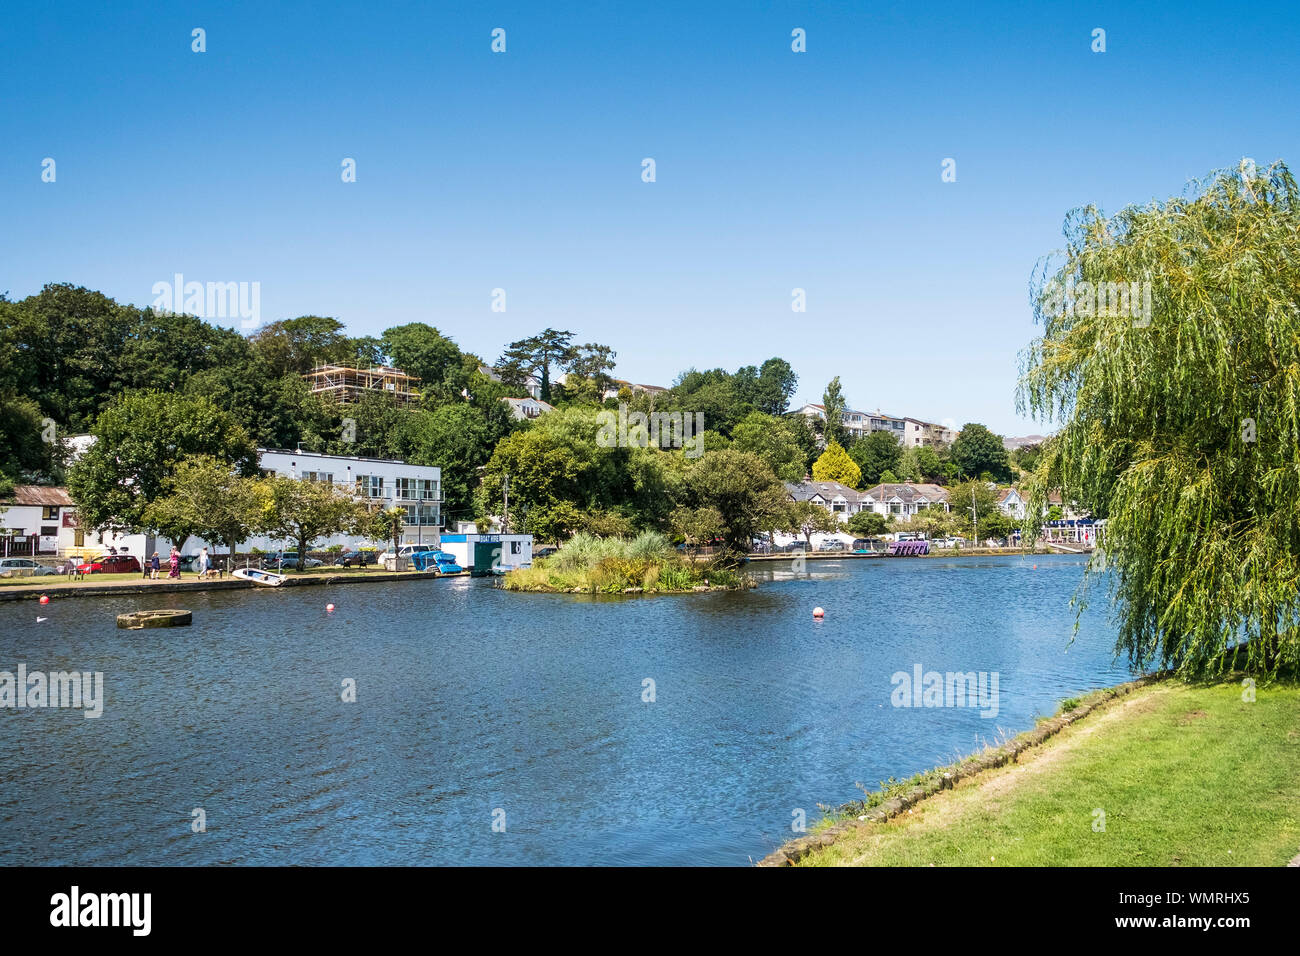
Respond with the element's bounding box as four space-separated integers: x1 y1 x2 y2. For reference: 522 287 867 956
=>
797 404 872 442
902 418 956 447
600 379 670 401
479 365 544 400
995 486 1028 519
503 396 556 421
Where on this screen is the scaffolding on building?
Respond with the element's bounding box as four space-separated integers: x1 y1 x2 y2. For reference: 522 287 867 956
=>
304 364 421 405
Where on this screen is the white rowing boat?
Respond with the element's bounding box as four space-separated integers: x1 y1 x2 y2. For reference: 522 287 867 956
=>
232 567 287 587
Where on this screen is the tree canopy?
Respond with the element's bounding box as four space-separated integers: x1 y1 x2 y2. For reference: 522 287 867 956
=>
1019 159 1300 678
812 440 861 488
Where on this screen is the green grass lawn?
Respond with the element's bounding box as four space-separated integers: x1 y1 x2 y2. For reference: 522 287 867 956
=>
799 677 1300 866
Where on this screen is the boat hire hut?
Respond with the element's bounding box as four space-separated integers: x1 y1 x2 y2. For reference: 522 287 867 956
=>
436 534 533 576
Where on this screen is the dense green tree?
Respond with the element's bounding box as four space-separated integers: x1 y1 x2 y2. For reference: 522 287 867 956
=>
261 474 365 559
669 505 725 550
681 449 787 552
946 480 1002 538
752 358 799 416
68 392 258 536
564 343 618 400
142 456 269 560
0 283 137 431
784 499 839 546
497 328 576 402
846 510 890 538
849 430 904 486
912 445 947 484
950 423 1012 481
119 309 250 393
1009 441 1045 475
478 426 588 536
666 368 753 436
1019 160 1300 677
730 412 806 481
249 315 354 377
821 377 847 446
399 401 513 527
381 323 462 393
0 391 61 495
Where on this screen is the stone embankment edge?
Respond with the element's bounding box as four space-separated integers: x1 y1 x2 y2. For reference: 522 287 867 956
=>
756 674 1159 867
0 570 469 602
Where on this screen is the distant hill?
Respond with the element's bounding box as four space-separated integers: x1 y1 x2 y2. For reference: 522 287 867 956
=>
1003 434 1048 451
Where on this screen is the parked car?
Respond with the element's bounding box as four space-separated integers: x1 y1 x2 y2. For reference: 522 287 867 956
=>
851 538 874 553
376 544 427 564
333 550 379 567
818 540 846 552
266 551 324 570
533 546 558 561
0 557 58 576
76 554 142 574
783 541 809 553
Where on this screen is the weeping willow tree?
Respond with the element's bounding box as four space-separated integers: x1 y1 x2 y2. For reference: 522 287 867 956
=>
1018 159 1300 679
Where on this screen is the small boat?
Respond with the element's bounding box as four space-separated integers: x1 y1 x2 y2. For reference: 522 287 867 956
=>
232 567 287 587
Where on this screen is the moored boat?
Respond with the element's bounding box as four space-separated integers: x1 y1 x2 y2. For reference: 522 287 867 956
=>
232 567 287 587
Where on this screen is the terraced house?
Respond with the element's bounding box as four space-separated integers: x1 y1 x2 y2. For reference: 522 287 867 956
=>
860 482 951 518
784 480 874 522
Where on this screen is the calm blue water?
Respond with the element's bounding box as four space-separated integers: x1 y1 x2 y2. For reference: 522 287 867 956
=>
0 554 1135 865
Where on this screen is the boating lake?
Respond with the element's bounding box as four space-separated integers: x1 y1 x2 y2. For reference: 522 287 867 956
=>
0 553 1137 865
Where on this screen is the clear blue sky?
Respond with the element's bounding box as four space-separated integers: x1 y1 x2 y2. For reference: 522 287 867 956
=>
4 0 1298 435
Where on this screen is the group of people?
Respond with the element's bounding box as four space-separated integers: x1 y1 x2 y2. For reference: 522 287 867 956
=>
140 546 218 580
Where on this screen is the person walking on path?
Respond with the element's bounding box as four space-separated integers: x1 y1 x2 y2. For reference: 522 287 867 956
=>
150 551 161 580
168 547 180 579
195 547 209 579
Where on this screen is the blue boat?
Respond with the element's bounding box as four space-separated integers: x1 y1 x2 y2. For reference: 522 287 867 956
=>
410 550 464 574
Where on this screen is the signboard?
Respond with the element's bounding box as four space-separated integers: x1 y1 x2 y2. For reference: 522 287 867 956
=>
62 511 78 528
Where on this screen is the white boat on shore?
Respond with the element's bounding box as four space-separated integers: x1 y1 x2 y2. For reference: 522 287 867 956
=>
232 567 287 587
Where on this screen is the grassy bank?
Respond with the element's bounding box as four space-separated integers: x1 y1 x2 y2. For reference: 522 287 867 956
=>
794 675 1300 866
502 532 749 594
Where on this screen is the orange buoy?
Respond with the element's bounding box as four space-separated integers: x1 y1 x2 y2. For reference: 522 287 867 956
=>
326 603 335 612
813 606 825 618
39 595 49 605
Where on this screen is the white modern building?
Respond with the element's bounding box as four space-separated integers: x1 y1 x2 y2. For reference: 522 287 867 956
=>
258 448 442 548
51 446 443 558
